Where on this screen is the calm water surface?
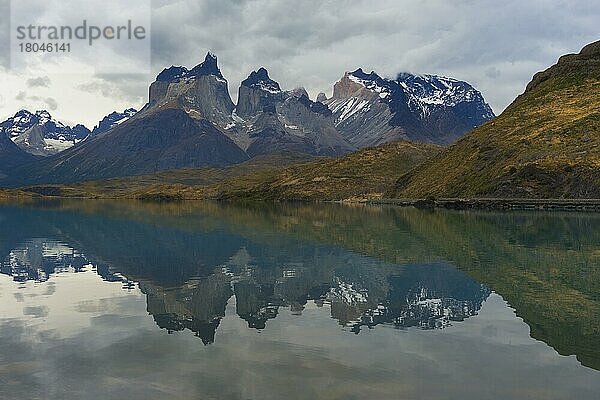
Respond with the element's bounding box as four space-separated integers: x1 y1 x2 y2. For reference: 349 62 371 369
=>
0 200 599 399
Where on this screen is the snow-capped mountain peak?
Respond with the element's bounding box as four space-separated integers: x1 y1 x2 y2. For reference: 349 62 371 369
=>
92 108 138 135
3 110 66 137
36 110 54 125
396 73 494 118
325 69 495 147
241 67 281 93
5 110 36 137
0 110 91 156
347 69 395 99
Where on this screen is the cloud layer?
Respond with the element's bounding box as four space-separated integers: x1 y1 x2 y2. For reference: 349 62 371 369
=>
0 0 598 126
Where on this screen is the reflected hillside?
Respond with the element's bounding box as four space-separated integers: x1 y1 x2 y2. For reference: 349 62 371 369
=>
0 203 489 346
0 200 598 370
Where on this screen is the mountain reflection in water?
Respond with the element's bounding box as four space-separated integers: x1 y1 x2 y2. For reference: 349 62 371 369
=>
0 200 599 400
2 238 490 345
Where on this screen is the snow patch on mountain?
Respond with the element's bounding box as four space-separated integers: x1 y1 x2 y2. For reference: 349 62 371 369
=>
324 68 495 146
397 73 495 118
92 108 137 135
241 67 282 93
0 110 91 156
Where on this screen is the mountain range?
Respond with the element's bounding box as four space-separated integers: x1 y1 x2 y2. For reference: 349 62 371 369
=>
0 108 138 158
25 39 597 203
0 52 493 186
0 110 90 156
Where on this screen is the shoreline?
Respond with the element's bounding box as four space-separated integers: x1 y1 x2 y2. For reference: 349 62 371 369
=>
368 198 600 212
5 188 600 212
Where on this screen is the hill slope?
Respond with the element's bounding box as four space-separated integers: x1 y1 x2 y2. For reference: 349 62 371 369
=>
390 40 600 199
0 133 38 179
23 141 439 201
195 140 440 201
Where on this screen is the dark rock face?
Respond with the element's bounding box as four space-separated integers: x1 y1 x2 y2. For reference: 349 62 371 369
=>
0 110 91 156
148 53 235 127
156 66 189 82
0 132 37 179
297 95 331 116
241 67 281 91
325 69 494 147
232 68 354 156
245 111 317 157
92 108 137 135
236 67 284 118
11 108 248 185
188 52 224 79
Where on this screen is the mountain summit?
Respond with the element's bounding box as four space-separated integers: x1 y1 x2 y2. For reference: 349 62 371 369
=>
324 69 494 147
148 52 235 127
0 110 90 156
155 52 223 82
241 67 281 92
236 68 284 118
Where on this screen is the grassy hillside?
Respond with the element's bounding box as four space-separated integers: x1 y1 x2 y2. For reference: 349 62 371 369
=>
390 40 600 199
22 153 315 199
215 140 440 201
23 141 439 201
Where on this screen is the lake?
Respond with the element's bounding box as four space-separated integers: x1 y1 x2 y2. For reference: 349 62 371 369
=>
0 200 599 399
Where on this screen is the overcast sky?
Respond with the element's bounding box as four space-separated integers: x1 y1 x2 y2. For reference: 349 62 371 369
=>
0 0 598 127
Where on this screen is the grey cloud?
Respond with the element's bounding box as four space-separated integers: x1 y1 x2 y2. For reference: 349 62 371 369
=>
14 91 58 110
77 74 148 104
44 97 58 110
26 76 51 88
485 67 501 79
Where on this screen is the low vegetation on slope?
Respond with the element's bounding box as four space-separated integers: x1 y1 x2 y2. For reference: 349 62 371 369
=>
23 141 440 201
214 140 440 201
22 153 314 199
390 40 600 199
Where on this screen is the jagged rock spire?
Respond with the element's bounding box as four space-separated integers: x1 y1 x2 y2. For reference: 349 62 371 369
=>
155 52 224 82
